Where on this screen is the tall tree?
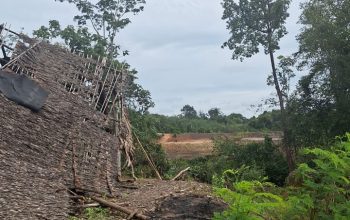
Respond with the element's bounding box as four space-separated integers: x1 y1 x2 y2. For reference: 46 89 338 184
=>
221 0 294 170
208 108 223 120
34 22 99 54
181 105 198 119
288 0 350 146
55 0 146 58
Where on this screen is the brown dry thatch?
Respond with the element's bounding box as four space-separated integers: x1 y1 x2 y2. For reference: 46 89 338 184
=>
0 34 129 219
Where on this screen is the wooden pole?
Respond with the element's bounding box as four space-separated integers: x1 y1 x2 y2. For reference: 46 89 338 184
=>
130 127 162 180
171 167 190 181
79 54 92 89
90 56 102 105
91 197 150 220
115 104 122 181
108 94 120 116
3 26 20 37
94 62 114 109
101 70 121 113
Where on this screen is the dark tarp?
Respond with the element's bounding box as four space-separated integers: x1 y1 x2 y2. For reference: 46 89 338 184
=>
0 70 48 111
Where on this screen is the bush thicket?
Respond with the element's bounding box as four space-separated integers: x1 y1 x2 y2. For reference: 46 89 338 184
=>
213 133 350 220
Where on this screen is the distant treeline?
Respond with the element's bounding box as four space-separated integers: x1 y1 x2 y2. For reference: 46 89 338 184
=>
146 105 282 134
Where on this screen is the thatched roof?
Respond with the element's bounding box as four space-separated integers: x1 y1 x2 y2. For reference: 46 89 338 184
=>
0 33 128 219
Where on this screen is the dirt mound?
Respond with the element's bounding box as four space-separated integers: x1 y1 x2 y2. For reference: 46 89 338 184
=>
149 194 227 219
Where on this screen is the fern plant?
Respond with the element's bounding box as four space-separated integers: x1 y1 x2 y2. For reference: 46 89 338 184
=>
292 133 350 219
214 181 288 220
214 133 350 220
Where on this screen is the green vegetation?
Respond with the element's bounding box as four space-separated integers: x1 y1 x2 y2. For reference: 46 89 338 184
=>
214 137 288 186
83 207 110 220
222 0 295 171
162 136 287 186
127 109 169 178
148 108 282 134
287 0 350 148
149 112 249 134
69 207 110 220
213 134 350 220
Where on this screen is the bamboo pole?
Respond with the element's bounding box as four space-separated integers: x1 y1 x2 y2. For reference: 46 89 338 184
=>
79 54 92 89
94 62 114 109
64 49 76 89
108 94 120 116
91 56 104 105
101 70 121 113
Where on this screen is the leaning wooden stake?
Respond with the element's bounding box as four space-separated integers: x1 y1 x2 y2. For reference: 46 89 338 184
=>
91 196 150 220
171 167 190 181
131 128 162 180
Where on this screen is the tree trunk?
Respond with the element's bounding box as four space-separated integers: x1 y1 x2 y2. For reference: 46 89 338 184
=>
268 50 295 171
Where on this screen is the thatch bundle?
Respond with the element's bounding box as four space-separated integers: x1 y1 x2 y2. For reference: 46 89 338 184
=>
0 35 128 219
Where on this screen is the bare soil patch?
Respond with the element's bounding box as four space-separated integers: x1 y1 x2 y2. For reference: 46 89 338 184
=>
161 141 214 159
158 132 282 159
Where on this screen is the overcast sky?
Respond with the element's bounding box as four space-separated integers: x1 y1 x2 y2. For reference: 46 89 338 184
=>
1 0 304 117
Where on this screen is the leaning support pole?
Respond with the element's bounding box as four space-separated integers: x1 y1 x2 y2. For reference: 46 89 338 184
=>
3 26 21 37
114 103 122 181
130 126 162 180
171 167 190 181
116 147 122 181
91 197 150 220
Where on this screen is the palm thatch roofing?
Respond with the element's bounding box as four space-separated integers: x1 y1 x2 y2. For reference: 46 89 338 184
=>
0 29 130 219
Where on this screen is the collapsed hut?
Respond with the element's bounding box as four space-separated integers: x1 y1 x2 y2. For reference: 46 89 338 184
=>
0 26 133 219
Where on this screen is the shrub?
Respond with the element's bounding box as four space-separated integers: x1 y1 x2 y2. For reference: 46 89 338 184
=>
214 137 289 186
171 136 288 185
212 165 266 189
214 181 289 220
164 158 190 179
214 133 350 220
291 134 350 218
133 142 170 178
